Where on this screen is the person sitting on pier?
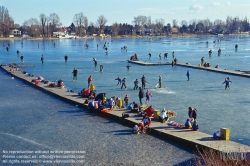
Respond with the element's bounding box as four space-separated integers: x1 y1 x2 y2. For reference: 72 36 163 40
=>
98 99 105 110
215 64 219 68
142 115 152 128
89 90 96 100
184 119 192 129
108 97 115 110
130 54 139 61
89 84 95 92
134 122 145 134
95 93 106 101
159 108 168 123
192 120 199 131
103 93 107 104
37 75 44 81
131 101 139 113
127 103 133 110
174 58 177 65
143 105 154 117
57 79 64 88
83 89 90 98
84 99 89 104
134 54 138 60
88 100 95 111
130 55 135 60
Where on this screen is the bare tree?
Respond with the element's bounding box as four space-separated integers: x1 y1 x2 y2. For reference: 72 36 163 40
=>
40 13 47 37
133 15 148 35
196 21 204 34
23 18 39 37
225 16 239 33
154 18 165 35
46 16 49 37
48 13 61 36
180 20 188 27
73 12 88 36
214 19 224 33
241 17 250 32
96 15 108 34
166 23 172 34
189 19 197 33
202 18 212 34
84 17 88 33
112 22 120 36
180 20 188 33
172 19 178 28
0 6 14 37
146 16 152 29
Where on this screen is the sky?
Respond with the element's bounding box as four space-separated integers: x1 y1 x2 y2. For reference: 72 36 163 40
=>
1 0 250 27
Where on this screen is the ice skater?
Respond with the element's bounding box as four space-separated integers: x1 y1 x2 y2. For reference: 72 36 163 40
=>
186 70 190 81
41 55 44 64
93 58 97 68
158 76 162 88
146 90 152 104
126 64 131 71
72 67 78 81
121 77 127 89
222 77 232 89
64 55 68 63
100 64 103 73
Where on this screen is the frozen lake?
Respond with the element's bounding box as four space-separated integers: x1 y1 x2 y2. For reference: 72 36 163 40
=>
0 35 250 146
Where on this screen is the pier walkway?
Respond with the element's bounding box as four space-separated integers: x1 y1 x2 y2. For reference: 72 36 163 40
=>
127 60 250 78
1 65 250 156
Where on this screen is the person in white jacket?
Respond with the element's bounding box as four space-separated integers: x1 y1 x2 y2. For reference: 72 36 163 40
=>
159 108 168 123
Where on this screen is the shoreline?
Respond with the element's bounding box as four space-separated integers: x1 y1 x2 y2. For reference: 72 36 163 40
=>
0 33 249 41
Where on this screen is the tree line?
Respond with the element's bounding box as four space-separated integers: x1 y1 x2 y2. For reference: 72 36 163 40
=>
1 6 250 38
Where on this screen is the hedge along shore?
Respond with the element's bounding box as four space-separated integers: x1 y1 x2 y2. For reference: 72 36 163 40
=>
1 64 250 157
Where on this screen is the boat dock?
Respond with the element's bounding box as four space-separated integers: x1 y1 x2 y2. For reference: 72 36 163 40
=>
127 60 250 78
1 64 250 156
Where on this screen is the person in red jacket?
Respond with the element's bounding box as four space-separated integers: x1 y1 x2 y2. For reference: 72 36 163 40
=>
144 105 154 117
82 89 90 98
88 76 92 88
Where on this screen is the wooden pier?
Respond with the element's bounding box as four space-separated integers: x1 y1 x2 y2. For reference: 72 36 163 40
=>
127 60 250 78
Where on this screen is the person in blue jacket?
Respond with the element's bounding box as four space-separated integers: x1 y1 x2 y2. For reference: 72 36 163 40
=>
186 70 190 81
222 77 232 89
